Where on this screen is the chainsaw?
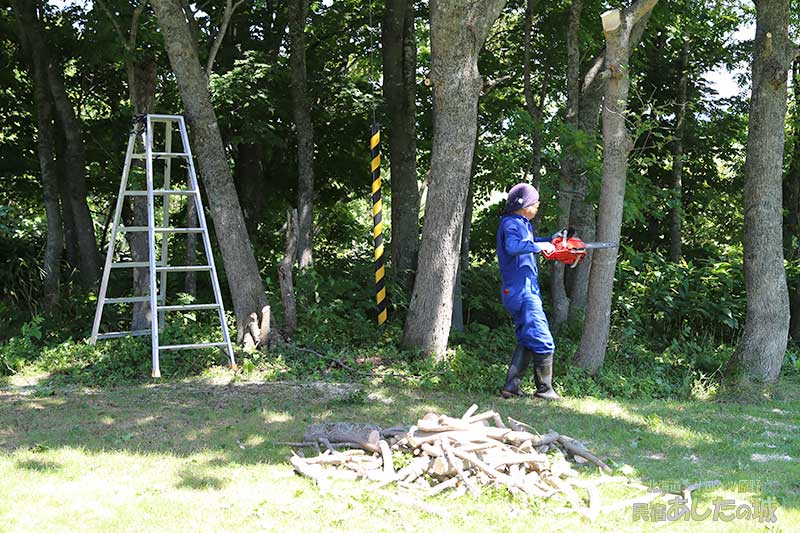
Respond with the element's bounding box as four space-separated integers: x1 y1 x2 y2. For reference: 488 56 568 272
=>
541 228 618 268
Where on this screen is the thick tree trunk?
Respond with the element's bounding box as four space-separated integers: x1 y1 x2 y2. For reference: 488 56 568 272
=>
125 59 158 331
401 0 507 359
56 161 80 271
16 13 62 307
150 0 271 341
669 40 689 263
288 0 315 270
725 0 794 383
787 60 800 340
573 1 658 375
451 144 476 332
383 0 419 288
565 68 603 310
565 9 653 318
551 0 582 331
17 0 100 291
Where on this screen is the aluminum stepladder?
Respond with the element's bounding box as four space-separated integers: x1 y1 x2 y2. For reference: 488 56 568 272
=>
90 114 235 377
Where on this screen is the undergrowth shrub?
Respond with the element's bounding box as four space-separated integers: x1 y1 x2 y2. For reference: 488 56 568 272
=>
0 247 786 401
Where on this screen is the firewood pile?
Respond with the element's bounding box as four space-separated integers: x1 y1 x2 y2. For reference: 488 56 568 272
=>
285 404 665 516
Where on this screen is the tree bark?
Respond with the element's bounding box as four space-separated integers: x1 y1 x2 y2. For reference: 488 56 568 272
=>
725 0 794 383
234 142 266 238
56 159 80 271
565 8 654 319
787 59 800 340
125 59 158 331
279 209 299 338
15 10 62 308
573 0 658 375
451 138 477 332
401 0 507 359
669 40 689 263
17 0 100 291
383 0 419 288
150 0 271 341
288 0 315 270
551 0 582 331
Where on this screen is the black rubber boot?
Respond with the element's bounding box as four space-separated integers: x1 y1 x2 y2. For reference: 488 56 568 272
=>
532 352 561 400
501 345 533 398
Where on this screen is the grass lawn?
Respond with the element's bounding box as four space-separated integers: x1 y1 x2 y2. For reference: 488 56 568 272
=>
1 371 798 532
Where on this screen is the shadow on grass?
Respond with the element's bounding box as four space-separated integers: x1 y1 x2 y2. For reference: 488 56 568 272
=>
15 458 62 472
176 469 229 491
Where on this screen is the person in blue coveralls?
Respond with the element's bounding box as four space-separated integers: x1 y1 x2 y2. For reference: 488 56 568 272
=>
496 183 560 400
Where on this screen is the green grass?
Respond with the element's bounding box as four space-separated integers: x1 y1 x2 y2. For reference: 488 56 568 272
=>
1 371 798 532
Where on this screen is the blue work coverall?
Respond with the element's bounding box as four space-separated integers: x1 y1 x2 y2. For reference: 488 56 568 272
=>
496 214 555 354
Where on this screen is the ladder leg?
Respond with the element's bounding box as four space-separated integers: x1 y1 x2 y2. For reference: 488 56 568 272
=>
91 133 137 344
146 116 162 378
178 117 237 369
159 121 173 329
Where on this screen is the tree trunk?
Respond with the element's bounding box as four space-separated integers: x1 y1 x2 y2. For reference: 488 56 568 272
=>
669 40 689 263
725 0 794 383
550 0 582 331
288 0 315 270
125 59 158 331
15 11 62 308
401 0 507 359
234 142 266 237
150 0 271 341
565 79 603 317
573 1 658 375
279 209 299 338
17 0 100 291
56 159 80 272
383 0 419 288
787 59 800 340
451 141 477 332
565 7 654 319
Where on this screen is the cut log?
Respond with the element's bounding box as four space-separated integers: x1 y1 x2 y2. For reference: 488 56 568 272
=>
461 404 479 420
290 454 331 490
379 440 394 476
304 422 382 447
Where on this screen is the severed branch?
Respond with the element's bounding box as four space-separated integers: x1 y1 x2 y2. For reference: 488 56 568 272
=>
557 435 612 473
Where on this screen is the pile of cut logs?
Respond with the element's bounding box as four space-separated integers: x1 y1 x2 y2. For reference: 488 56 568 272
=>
285 404 672 516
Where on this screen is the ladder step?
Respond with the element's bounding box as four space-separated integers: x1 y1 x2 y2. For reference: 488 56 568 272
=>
159 342 228 351
111 262 149 268
131 152 189 159
105 296 156 304
118 227 203 233
147 115 182 122
158 303 221 311
156 227 204 234
124 189 197 196
96 329 151 340
155 265 212 272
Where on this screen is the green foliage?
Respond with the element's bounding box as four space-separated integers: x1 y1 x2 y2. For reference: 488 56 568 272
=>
615 248 746 343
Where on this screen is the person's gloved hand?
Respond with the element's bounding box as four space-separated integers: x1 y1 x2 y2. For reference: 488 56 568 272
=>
538 241 556 255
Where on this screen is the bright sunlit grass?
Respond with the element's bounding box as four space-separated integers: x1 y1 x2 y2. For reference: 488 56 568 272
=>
0 373 798 532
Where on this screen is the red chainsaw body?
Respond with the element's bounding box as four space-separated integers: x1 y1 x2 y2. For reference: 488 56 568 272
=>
542 236 588 267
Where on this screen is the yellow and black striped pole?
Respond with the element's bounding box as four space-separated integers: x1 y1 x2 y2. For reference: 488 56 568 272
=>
371 122 387 325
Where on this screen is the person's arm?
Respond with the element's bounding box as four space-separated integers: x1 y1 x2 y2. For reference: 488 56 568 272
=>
504 220 543 255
